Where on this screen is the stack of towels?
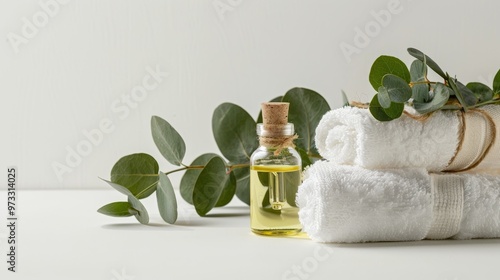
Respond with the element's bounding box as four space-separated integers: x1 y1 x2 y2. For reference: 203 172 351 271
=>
297 105 500 243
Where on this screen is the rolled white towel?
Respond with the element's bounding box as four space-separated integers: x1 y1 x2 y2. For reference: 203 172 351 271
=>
316 105 500 173
315 106 460 171
297 161 500 243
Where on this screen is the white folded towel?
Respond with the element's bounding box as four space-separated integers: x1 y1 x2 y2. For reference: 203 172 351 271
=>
297 161 500 243
315 105 500 173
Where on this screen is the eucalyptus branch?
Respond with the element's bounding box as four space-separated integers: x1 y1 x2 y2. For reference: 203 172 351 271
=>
165 163 249 175
470 98 500 108
368 47 500 121
99 87 330 224
409 80 437 87
163 165 205 176
227 163 250 173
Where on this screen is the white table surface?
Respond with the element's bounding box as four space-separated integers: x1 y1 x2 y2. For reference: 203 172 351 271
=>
0 189 499 280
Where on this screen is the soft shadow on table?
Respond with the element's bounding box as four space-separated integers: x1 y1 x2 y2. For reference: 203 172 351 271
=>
101 222 201 231
327 238 500 249
204 212 249 218
101 223 189 231
204 206 249 218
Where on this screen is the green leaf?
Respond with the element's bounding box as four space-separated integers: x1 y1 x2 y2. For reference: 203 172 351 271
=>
232 167 250 205
341 90 350 107
128 195 149 225
256 96 283 123
448 77 464 108
284 170 301 207
383 101 404 119
282 87 331 155
412 84 430 103
100 178 133 196
179 153 219 204
297 147 312 170
214 172 236 207
467 82 493 102
193 157 231 216
382 74 412 103
257 171 269 187
156 172 178 224
369 94 395 122
407 48 447 79
457 81 478 107
413 83 451 114
97 202 136 217
493 69 500 93
262 189 271 208
110 153 159 199
410 59 427 82
151 116 186 166
212 103 258 164
369 55 410 91
377 86 391 108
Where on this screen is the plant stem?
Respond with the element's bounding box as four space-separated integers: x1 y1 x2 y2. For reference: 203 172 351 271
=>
469 98 500 108
163 165 205 176
409 80 438 87
228 163 250 173
163 163 250 176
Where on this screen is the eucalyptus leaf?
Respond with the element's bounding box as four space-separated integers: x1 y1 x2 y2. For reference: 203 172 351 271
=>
156 172 178 224
383 101 404 119
341 90 350 107
493 69 500 93
232 167 250 205
257 171 269 187
412 84 430 103
110 153 159 199
448 77 468 111
179 153 219 204
256 96 283 123
214 172 237 207
410 59 427 82
414 83 451 114
97 202 136 217
151 116 186 166
377 86 391 108
284 170 301 207
213 103 258 164
128 195 149 225
100 178 133 196
407 48 447 79
467 82 493 102
282 88 331 156
369 55 410 91
382 74 412 103
369 94 395 122
457 81 478 106
193 157 231 216
262 189 271 208
297 147 312 170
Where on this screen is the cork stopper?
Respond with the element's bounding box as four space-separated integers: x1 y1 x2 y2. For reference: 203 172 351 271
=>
257 102 294 137
261 102 289 126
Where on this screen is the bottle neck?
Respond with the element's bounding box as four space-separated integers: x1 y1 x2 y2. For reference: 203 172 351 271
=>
256 123 297 155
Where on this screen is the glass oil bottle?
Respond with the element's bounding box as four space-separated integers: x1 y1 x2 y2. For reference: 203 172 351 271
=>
250 102 302 236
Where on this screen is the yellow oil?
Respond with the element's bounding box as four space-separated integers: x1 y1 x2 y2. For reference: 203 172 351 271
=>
250 165 302 236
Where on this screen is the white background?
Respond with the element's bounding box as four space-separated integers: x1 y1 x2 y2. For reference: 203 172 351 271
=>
2 0 500 189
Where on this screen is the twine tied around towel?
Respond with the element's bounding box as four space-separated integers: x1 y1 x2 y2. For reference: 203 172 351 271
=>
350 101 498 172
445 109 497 172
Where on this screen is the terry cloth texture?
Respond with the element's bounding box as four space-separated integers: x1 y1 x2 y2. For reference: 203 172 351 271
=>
297 162 500 243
